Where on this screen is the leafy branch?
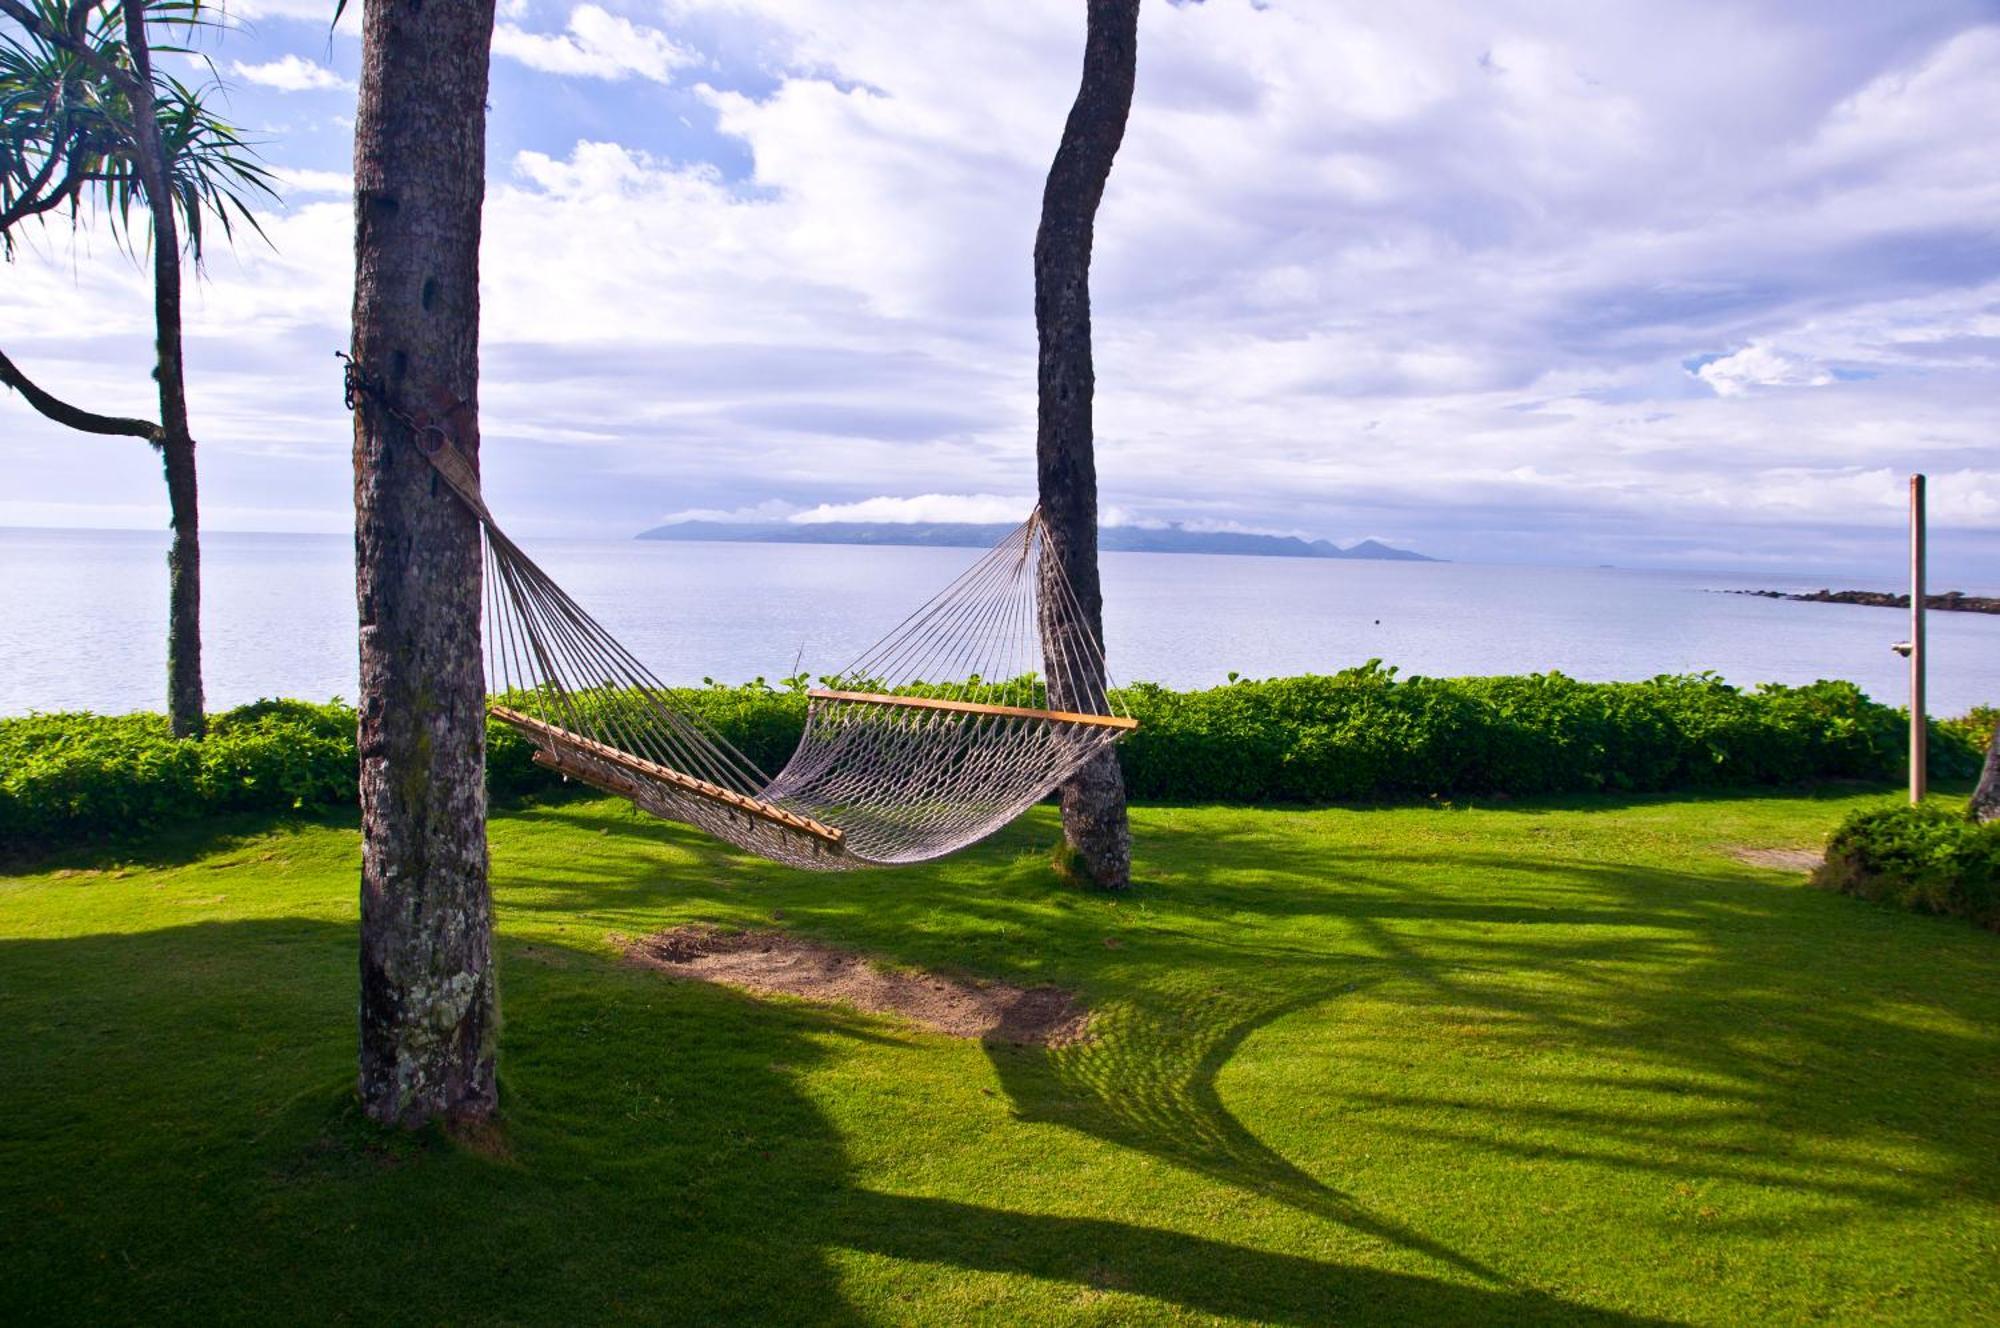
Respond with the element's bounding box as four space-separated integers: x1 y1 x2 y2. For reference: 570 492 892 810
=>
0 0 276 262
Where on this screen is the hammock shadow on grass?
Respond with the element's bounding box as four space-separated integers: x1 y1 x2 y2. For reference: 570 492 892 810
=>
497 798 1999 1237
493 795 1998 1263
986 980 1513 1285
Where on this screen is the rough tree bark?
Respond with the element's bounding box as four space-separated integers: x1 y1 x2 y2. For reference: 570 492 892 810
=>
1034 0 1139 891
350 0 499 1126
118 1 203 738
1974 724 2000 824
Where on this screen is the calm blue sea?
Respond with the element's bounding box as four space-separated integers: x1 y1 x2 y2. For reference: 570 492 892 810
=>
2 526 1996 718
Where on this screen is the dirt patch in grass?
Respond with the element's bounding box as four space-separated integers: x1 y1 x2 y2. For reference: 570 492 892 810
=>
1730 846 1825 872
626 926 1090 1046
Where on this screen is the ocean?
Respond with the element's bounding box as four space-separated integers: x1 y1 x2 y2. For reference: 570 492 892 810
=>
2 526 1995 718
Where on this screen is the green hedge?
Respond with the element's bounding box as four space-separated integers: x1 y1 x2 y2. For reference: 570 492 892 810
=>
0 699 356 848
2 667 1988 853
1113 667 1983 802
1813 802 2000 931
1942 705 2000 751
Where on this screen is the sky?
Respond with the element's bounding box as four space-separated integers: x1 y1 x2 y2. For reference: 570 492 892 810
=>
2 0 1997 581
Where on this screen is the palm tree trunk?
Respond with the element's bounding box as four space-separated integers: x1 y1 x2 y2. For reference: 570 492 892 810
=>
119 0 203 738
350 0 499 1126
1035 0 1139 890
1974 723 2000 824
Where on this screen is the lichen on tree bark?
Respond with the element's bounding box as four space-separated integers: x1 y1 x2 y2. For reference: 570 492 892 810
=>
1973 723 2000 824
350 0 500 1126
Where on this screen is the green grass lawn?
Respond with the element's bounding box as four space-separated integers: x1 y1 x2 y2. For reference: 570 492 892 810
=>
2 788 1996 1326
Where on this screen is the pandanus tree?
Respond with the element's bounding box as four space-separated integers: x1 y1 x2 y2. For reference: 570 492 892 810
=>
1036 0 1139 889
0 0 271 738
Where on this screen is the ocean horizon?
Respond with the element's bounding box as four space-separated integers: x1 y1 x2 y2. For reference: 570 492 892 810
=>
3 524 1996 719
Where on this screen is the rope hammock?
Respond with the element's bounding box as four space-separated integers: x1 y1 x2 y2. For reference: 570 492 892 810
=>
412 429 1134 871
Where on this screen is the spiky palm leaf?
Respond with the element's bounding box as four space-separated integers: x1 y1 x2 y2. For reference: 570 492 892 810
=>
0 0 126 239
0 0 275 260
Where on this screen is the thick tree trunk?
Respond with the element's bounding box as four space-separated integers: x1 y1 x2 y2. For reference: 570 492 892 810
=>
120 2 203 739
1974 723 2000 824
350 0 499 1126
1035 0 1139 890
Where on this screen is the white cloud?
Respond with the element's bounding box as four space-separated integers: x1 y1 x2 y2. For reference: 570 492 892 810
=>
494 5 697 83
654 494 1323 532
1809 25 2000 173
1695 344 1836 396
224 0 360 33
4 1 1998 575
271 167 352 198
789 494 1031 525
651 499 800 525
231 54 353 93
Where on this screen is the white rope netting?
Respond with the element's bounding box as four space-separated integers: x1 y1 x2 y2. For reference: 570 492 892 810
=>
465 472 1131 869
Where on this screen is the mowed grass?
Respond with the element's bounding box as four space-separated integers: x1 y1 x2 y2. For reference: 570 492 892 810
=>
2 788 1996 1326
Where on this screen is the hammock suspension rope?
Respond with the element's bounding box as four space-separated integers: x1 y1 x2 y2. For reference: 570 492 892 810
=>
341 357 1136 870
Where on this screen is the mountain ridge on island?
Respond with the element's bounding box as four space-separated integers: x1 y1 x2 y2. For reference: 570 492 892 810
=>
634 519 1440 562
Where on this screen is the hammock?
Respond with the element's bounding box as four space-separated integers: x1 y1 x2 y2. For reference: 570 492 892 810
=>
419 433 1135 871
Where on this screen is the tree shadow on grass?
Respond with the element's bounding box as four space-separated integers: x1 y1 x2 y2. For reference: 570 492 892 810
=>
0 805 363 875
492 794 2000 1254
0 918 1669 1326
1081 816 2000 1234
839 1190 1670 1326
1387 780 1916 817
32 794 1978 1318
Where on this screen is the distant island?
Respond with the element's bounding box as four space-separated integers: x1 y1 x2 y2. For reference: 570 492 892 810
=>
1729 588 2000 615
636 520 1439 562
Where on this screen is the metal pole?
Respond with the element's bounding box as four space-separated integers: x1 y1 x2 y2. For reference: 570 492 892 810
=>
1910 473 1927 804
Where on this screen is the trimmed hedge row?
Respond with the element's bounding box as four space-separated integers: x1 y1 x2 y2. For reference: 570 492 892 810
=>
1813 802 2000 931
0 700 357 848
3 666 1988 851
1114 667 1984 802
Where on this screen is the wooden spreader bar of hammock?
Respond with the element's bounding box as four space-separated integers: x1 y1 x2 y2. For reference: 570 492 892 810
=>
531 747 652 803
807 689 1139 731
489 705 847 848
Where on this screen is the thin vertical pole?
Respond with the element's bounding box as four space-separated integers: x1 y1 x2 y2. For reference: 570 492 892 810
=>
1910 473 1927 804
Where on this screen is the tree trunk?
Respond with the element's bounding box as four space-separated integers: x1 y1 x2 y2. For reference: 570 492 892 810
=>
1035 0 1139 891
161 441 202 738
1974 723 2000 824
350 0 499 1126
119 1 203 739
